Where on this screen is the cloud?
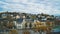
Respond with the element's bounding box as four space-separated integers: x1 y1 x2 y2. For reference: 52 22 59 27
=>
0 0 60 15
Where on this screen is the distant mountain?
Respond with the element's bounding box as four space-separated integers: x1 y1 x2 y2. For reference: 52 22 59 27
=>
54 14 60 16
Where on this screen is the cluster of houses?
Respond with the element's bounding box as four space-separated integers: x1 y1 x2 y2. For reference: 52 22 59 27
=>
0 12 55 29
0 12 60 30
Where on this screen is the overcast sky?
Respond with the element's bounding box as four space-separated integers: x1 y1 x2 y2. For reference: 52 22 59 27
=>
0 0 60 15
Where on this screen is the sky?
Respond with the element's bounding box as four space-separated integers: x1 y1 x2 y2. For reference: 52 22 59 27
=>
0 0 60 15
